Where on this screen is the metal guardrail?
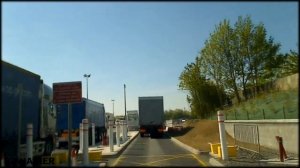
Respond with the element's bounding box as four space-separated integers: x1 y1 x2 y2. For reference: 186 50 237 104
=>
234 124 261 155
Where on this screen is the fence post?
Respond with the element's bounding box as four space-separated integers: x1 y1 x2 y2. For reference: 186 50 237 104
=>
246 111 249 120
234 110 237 120
283 106 286 119
262 109 265 119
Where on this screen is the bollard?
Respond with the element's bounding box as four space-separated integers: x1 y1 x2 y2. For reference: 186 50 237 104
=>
92 123 95 146
217 111 228 160
82 119 89 165
26 123 33 167
1 153 4 167
122 121 126 143
109 119 114 152
71 148 77 166
116 121 120 147
276 136 287 162
125 121 128 141
79 123 83 152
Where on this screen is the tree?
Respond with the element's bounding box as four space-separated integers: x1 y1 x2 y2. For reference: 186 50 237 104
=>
201 19 241 103
279 50 299 77
179 15 289 118
179 57 223 118
200 16 281 101
164 109 191 120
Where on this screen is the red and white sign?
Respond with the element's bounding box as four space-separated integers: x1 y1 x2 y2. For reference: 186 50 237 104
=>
53 81 82 104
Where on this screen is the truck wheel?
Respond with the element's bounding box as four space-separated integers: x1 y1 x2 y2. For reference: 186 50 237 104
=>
140 133 144 137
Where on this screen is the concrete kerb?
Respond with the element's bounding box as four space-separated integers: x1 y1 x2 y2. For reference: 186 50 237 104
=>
102 131 139 158
170 137 223 166
74 131 139 167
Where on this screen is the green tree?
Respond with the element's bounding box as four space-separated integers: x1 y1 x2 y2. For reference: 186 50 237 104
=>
164 109 191 120
201 19 241 103
179 57 223 118
279 50 299 77
200 16 281 101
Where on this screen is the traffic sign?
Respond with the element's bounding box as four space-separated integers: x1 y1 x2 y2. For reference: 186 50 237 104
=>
53 81 82 104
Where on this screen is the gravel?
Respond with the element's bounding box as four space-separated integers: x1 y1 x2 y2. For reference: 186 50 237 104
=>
216 146 299 167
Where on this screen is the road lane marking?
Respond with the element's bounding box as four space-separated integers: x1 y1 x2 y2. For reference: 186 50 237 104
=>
191 154 207 166
114 153 206 166
111 156 124 167
139 154 194 166
117 155 191 166
121 153 190 158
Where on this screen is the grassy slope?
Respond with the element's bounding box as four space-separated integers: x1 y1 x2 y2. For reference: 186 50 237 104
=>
172 89 298 152
224 88 298 120
171 120 235 151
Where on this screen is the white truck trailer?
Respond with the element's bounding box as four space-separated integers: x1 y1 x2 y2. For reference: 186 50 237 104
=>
127 110 139 131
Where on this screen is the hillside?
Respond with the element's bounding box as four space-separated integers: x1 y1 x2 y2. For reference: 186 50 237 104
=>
224 88 298 120
169 120 235 151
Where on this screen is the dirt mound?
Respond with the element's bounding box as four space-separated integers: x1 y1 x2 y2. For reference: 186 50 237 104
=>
170 119 235 151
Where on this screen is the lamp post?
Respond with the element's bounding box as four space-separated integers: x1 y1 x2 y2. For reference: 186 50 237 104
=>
111 99 115 117
124 84 127 140
124 84 127 122
83 74 91 99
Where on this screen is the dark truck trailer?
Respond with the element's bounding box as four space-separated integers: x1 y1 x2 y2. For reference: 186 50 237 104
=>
55 98 106 148
138 96 164 138
1 61 56 164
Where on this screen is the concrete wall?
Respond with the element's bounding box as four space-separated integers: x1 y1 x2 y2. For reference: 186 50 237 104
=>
224 119 299 155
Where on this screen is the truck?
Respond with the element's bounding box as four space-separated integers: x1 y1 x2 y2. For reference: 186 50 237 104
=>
55 98 106 148
1 61 57 165
138 96 164 138
127 110 139 131
165 119 184 131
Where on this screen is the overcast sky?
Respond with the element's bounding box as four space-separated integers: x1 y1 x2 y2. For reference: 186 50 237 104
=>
2 2 298 116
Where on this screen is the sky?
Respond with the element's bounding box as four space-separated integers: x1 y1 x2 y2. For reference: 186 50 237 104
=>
2 2 298 116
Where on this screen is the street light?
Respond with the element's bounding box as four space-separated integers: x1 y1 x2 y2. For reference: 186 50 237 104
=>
124 84 127 122
111 99 115 117
83 74 91 99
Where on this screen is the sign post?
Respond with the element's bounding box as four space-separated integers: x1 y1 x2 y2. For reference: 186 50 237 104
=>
53 81 82 167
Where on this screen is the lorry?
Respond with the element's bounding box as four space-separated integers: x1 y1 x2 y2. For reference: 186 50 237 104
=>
55 98 106 148
127 110 139 131
165 119 184 131
138 96 164 138
1 61 57 165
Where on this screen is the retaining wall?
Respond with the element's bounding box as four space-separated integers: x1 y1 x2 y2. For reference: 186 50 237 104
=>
224 119 299 155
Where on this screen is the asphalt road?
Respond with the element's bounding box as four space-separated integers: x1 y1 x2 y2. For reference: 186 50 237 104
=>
108 134 206 167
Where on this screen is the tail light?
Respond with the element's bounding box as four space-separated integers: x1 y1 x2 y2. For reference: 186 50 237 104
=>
158 128 164 132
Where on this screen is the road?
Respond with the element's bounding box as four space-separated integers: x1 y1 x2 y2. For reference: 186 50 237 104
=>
108 134 206 167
